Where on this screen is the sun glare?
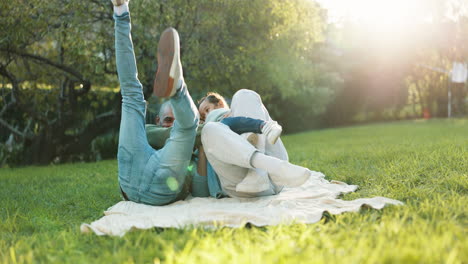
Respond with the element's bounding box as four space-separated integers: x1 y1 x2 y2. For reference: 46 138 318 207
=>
349 0 424 24
318 0 435 26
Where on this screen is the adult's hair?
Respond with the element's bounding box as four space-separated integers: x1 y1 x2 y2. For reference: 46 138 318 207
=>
158 101 172 117
198 92 230 109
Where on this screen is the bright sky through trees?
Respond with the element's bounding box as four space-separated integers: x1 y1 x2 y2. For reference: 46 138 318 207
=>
316 0 468 25
315 0 468 57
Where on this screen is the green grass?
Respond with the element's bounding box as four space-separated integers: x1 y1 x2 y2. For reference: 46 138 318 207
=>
1 119 467 263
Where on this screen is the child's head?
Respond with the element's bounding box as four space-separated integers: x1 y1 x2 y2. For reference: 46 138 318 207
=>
198 92 229 121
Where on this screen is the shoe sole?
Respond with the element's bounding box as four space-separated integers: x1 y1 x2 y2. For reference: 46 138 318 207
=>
268 128 282 145
153 28 177 97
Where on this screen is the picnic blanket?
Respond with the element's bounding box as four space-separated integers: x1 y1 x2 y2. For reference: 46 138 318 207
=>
81 171 403 236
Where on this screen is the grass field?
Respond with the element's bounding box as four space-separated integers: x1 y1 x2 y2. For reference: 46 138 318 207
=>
1 119 467 263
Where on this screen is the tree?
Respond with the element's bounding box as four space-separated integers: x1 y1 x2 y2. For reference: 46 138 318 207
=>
0 0 121 165
0 0 334 165
323 0 468 125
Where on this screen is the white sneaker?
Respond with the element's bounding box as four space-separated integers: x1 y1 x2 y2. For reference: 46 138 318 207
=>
262 121 282 145
111 0 128 6
269 161 310 187
153 28 183 98
236 168 270 193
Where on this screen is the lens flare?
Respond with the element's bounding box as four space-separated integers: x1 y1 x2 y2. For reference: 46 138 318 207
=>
166 177 179 191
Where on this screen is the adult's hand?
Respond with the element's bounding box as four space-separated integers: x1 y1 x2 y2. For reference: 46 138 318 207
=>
197 146 208 177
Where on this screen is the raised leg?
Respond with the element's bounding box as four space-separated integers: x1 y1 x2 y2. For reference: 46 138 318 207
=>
140 26 199 203
155 83 199 191
114 12 156 196
201 122 277 197
230 89 288 161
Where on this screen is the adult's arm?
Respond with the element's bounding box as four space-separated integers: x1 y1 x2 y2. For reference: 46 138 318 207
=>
191 149 209 197
197 146 207 176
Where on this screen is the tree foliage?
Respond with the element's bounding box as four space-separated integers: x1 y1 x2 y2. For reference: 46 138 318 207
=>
0 0 335 166
0 0 120 165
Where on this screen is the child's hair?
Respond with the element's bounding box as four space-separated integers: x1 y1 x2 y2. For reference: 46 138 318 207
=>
198 92 230 109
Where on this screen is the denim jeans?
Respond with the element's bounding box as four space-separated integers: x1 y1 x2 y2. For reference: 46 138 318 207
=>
221 117 264 134
115 12 199 205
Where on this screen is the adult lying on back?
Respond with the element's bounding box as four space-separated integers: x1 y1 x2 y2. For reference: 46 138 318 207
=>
112 0 199 205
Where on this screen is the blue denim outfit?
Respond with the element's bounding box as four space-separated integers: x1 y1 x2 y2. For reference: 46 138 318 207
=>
221 117 263 134
115 12 199 205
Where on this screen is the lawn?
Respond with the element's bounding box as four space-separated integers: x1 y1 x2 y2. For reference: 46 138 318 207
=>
0 119 467 263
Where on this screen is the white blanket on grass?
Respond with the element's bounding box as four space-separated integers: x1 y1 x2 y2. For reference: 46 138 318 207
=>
81 171 403 236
